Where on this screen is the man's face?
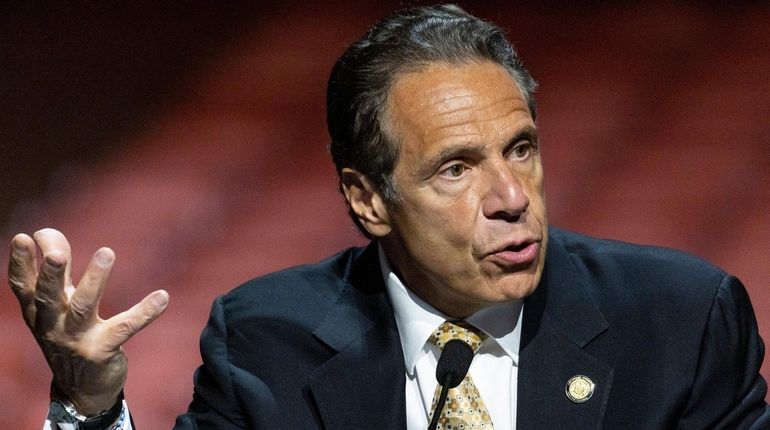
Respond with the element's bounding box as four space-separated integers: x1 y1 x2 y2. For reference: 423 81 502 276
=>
379 61 547 317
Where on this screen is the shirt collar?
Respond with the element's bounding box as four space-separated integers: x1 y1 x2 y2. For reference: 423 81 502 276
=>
379 244 523 376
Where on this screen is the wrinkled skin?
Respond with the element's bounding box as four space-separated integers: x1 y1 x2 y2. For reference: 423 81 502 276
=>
343 61 548 318
7 229 168 414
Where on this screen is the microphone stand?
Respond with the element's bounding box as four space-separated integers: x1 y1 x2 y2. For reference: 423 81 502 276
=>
427 381 451 430
427 339 474 430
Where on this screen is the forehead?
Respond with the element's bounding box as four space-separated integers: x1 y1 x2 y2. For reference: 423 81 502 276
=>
386 61 532 148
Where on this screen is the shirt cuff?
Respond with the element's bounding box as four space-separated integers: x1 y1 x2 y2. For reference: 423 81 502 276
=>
44 399 132 430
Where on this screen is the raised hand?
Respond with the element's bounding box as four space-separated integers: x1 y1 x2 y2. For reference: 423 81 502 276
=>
7 228 169 415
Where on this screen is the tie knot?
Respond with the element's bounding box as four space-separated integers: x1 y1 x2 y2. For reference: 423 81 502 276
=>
430 320 487 353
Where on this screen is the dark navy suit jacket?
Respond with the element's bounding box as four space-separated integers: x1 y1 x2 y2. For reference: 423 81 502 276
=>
172 228 769 429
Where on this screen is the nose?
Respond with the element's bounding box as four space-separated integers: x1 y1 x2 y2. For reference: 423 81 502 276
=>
481 161 529 221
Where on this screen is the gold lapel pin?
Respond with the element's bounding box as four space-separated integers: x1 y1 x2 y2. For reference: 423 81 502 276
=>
565 375 595 403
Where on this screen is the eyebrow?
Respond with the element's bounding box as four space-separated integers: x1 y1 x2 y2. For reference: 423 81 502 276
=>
417 141 482 179
417 125 538 178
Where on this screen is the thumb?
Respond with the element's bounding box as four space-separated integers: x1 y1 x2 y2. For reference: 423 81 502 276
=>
103 290 169 350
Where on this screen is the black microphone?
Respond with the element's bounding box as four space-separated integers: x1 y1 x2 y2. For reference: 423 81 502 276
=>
427 339 474 430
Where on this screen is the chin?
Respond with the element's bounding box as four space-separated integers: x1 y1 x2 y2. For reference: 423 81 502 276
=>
495 273 541 300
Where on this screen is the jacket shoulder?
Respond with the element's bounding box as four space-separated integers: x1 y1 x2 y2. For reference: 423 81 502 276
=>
219 246 368 326
549 226 727 287
547 227 730 326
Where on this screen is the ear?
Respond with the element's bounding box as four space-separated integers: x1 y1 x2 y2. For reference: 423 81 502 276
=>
340 168 392 237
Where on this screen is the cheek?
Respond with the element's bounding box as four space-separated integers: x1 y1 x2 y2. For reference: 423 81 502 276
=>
526 167 547 218
529 186 546 218
437 191 484 242
401 192 482 250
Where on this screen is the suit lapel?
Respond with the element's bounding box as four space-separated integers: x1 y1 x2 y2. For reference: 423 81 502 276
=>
518 232 613 429
308 244 406 429
305 233 616 429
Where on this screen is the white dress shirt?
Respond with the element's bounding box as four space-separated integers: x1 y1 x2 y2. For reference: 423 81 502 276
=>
379 245 523 430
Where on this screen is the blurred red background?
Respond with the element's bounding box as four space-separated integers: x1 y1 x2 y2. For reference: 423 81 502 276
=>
1 2 768 427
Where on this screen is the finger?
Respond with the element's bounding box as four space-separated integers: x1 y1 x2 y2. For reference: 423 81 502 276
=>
7 234 39 327
102 290 169 350
32 229 75 332
33 250 69 333
33 228 73 287
65 247 115 335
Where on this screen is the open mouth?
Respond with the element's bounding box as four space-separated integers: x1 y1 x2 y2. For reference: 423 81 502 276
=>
505 242 531 252
490 241 539 267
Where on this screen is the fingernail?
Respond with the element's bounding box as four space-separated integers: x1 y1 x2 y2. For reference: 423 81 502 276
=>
12 241 28 255
151 291 169 308
94 249 113 267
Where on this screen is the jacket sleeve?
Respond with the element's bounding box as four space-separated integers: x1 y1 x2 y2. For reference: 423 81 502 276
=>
172 296 279 429
678 275 769 429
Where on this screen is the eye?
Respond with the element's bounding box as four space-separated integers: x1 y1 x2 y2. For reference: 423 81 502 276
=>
508 141 533 160
439 163 468 179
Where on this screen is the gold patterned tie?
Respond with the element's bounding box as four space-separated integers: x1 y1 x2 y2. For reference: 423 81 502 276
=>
429 321 495 429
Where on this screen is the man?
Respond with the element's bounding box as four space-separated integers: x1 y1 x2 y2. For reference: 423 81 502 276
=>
8 4 769 429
